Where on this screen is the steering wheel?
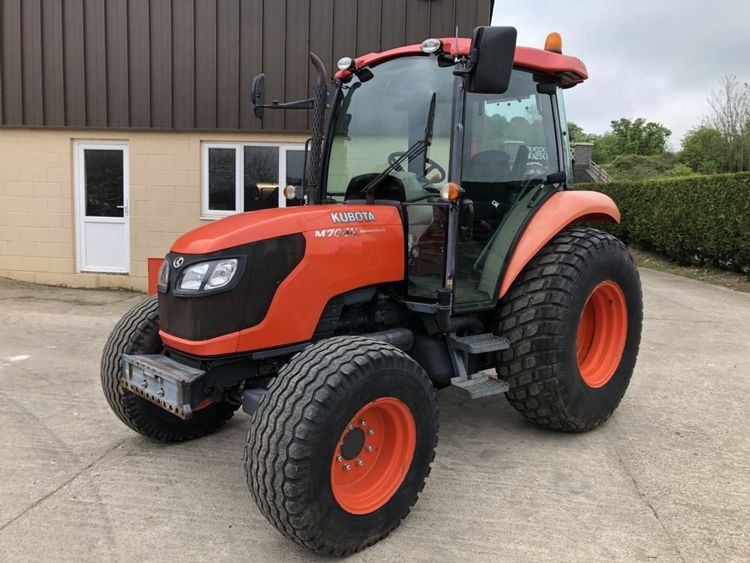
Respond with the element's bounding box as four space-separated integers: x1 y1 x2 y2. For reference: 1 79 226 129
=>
387 151 447 183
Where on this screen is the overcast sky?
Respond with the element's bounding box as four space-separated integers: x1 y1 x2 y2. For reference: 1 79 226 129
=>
491 1 750 149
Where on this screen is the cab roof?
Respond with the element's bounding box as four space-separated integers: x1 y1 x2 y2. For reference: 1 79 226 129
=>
334 37 588 88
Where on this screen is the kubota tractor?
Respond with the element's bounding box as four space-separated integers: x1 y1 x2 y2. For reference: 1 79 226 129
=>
102 27 642 555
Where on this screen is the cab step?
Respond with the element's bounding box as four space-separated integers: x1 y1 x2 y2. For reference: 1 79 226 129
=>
450 373 509 399
448 333 510 354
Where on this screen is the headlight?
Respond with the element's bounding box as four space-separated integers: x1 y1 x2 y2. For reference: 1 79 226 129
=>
178 259 239 292
157 259 169 292
205 259 238 290
180 262 210 291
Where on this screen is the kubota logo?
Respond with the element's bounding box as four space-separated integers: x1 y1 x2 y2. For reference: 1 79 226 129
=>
172 257 184 268
330 211 376 223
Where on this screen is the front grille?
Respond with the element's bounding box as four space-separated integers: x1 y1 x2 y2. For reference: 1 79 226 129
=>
159 234 305 341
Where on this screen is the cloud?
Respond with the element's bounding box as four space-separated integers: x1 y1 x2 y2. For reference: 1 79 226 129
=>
492 0 750 147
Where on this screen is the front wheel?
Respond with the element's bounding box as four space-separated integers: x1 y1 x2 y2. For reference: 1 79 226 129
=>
245 336 438 556
496 227 643 432
101 297 237 441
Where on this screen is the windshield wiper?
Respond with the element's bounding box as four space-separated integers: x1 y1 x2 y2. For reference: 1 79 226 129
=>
361 93 437 204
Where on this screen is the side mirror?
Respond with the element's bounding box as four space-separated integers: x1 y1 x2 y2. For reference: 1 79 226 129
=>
466 26 517 94
459 199 475 242
545 170 567 186
251 74 266 119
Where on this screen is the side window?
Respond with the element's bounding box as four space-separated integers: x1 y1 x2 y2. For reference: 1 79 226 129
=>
202 144 305 218
463 72 558 184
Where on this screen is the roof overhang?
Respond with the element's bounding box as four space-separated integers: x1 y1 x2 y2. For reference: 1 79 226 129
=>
334 37 588 88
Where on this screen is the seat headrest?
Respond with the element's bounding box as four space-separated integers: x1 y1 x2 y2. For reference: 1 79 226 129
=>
464 150 511 182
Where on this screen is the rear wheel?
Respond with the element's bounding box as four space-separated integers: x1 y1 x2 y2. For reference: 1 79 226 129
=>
101 297 237 441
496 227 642 432
245 336 438 556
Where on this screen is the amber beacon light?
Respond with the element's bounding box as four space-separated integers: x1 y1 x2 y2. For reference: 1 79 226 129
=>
545 32 563 54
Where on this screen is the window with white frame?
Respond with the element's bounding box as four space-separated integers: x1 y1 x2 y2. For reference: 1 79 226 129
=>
202 142 306 218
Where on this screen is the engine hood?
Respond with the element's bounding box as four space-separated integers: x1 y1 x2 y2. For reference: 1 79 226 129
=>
172 205 404 255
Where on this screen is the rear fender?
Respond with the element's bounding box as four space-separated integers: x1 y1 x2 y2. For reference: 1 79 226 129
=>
498 190 620 298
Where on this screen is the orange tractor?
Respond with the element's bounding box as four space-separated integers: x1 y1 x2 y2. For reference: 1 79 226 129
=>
102 27 641 555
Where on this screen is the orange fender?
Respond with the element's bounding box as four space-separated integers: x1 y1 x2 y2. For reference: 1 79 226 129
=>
498 190 620 298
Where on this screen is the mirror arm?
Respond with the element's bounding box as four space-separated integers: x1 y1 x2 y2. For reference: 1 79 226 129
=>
256 98 315 111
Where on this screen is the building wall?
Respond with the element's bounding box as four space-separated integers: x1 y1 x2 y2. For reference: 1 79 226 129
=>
0 0 490 132
0 128 305 291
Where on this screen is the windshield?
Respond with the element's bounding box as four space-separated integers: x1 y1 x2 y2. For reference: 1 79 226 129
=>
324 56 455 202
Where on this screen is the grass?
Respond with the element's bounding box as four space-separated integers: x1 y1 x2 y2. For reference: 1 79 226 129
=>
630 247 750 294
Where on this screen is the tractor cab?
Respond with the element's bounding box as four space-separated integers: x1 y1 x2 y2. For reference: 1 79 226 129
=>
325 44 572 310
254 27 588 315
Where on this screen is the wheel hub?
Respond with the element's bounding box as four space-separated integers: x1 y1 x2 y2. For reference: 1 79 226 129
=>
340 427 365 460
576 280 628 388
330 397 416 515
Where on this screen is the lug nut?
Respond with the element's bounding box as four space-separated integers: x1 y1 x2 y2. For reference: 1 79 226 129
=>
367 429 375 436
348 424 354 431
343 464 351 471
359 419 367 426
336 455 343 462
356 459 364 467
365 444 373 452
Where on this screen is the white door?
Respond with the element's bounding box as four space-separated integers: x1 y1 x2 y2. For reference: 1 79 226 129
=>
75 142 130 273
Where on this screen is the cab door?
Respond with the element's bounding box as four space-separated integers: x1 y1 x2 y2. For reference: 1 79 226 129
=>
403 202 450 301
451 70 565 311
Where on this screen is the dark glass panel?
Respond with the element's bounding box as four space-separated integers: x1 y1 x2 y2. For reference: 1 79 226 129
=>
84 149 124 217
208 148 236 211
285 149 305 207
244 146 279 211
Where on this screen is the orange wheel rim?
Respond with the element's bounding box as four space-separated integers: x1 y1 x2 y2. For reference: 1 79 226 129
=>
330 397 416 515
576 281 628 388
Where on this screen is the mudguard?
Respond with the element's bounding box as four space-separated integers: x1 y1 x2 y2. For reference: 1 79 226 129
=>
498 190 620 298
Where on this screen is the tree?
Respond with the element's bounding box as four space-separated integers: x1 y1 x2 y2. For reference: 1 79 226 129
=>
567 121 597 143
592 133 618 163
706 75 750 172
609 118 672 157
681 126 729 174
590 118 671 164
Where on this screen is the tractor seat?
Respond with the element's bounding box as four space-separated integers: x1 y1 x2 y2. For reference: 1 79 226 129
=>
463 150 511 182
461 150 515 240
343 173 406 203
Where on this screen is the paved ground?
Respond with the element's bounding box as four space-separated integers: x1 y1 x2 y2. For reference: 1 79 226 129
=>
0 269 748 562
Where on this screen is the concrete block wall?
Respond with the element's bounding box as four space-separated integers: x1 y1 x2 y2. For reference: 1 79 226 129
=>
0 129 305 291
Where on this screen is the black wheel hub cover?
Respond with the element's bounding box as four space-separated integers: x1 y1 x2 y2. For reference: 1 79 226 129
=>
340 427 365 460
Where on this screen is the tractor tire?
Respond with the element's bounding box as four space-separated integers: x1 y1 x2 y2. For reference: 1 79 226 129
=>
101 296 237 442
245 336 438 556
496 227 642 432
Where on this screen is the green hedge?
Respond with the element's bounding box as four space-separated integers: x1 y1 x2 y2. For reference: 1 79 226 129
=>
579 173 750 273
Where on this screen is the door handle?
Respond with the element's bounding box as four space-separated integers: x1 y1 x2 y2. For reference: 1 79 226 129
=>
116 204 129 216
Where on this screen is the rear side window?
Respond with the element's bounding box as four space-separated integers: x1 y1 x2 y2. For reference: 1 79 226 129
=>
463 70 558 184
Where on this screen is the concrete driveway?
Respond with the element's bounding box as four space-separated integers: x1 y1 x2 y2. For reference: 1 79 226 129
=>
0 269 747 562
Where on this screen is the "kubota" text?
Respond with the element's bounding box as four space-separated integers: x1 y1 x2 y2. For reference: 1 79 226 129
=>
330 211 376 223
